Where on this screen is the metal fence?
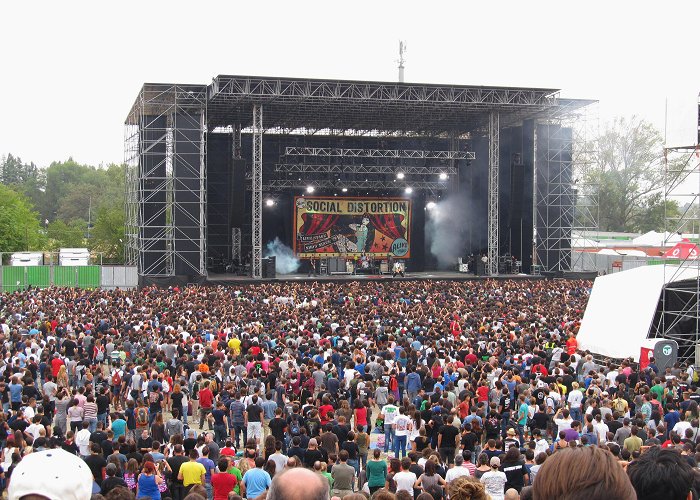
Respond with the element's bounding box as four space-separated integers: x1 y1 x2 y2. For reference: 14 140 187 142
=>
0 266 138 292
572 251 681 275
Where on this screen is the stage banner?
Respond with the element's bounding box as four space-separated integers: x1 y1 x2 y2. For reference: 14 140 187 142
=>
294 197 411 258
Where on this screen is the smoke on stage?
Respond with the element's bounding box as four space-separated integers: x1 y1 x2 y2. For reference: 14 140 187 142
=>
265 237 300 274
425 196 473 269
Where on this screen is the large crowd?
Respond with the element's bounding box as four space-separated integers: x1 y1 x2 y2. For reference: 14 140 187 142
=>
0 278 698 500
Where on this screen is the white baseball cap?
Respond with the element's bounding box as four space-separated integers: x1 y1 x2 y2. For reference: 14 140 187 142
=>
9 449 93 500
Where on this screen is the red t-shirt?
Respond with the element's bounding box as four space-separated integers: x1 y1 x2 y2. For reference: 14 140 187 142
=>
211 472 237 500
319 404 334 424
51 357 65 377
199 388 214 409
476 385 489 402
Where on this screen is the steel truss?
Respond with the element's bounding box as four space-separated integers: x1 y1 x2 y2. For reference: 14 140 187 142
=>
251 105 263 279
487 112 500 275
207 76 557 135
124 84 207 277
534 122 575 272
281 147 474 160
658 136 700 365
231 227 241 262
265 179 447 191
274 164 458 175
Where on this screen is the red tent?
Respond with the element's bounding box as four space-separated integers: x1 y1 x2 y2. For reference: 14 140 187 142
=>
664 239 700 259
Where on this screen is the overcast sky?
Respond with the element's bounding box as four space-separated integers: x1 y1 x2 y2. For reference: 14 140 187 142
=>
1 1 698 168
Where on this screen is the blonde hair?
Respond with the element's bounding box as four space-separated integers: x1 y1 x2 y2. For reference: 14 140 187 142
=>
448 476 489 500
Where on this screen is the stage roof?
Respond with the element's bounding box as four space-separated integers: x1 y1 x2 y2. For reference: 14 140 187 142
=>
127 75 592 136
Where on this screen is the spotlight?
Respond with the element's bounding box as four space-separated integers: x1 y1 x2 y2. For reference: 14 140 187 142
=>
426 201 436 210
265 199 275 207
306 186 315 193
342 187 348 192
439 172 448 180
405 187 413 194
397 172 405 180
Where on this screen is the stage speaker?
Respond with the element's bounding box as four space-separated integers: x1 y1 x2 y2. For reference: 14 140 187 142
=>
262 256 276 279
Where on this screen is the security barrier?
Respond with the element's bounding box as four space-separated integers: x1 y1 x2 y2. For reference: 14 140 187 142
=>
0 266 137 292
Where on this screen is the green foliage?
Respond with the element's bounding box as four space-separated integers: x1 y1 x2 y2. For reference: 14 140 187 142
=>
90 205 125 263
636 193 681 234
0 184 44 253
46 220 87 250
0 156 126 257
583 116 670 232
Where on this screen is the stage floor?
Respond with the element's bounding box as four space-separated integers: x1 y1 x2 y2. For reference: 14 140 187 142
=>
205 271 539 284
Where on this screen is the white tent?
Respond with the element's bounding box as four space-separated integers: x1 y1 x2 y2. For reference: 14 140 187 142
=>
596 248 620 256
632 231 683 247
616 249 648 257
578 265 700 360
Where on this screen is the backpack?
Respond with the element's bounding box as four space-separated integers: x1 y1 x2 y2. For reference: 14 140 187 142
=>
389 377 398 392
289 417 301 436
112 370 122 387
136 407 149 427
149 391 160 405
486 415 499 433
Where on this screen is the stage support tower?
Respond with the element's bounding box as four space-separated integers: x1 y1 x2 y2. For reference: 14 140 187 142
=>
252 105 263 279
488 112 500 275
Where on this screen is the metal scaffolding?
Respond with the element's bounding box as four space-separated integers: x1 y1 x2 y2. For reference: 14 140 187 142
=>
266 179 449 191
231 227 241 262
281 147 474 160
653 139 700 365
251 105 263 279
487 112 500 275
274 164 458 175
124 84 207 277
534 122 575 272
126 74 593 280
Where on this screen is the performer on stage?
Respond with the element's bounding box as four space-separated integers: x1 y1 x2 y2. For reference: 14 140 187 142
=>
392 260 405 278
308 257 317 277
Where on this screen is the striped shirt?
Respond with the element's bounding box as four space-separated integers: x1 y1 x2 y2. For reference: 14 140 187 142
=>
83 401 98 420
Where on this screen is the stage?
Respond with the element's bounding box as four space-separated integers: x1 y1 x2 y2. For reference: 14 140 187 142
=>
205 271 541 285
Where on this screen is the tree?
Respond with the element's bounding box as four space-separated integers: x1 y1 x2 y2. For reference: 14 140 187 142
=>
636 193 681 234
0 154 46 212
47 220 87 250
90 205 125 262
582 116 669 232
0 184 45 253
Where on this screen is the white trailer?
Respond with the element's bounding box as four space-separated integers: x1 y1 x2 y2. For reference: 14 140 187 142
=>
59 248 90 266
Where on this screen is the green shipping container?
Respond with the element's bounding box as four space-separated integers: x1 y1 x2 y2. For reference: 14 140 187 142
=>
53 266 77 287
27 266 50 288
2 266 26 292
77 266 100 289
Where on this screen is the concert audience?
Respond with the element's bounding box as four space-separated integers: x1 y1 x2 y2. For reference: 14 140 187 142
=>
0 278 694 499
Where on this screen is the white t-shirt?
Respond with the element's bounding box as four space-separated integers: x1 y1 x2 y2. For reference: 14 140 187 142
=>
394 471 417 496
445 465 471 483
393 414 412 437
554 416 573 435
383 404 399 425
75 429 91 456
480 470 507 500
568 390 583 409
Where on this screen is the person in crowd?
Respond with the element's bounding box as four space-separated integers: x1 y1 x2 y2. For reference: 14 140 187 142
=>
6 278 683 500
533 446 636 499
627 446 695 500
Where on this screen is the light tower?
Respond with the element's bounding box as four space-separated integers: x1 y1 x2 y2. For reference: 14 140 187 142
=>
398 41 407 83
